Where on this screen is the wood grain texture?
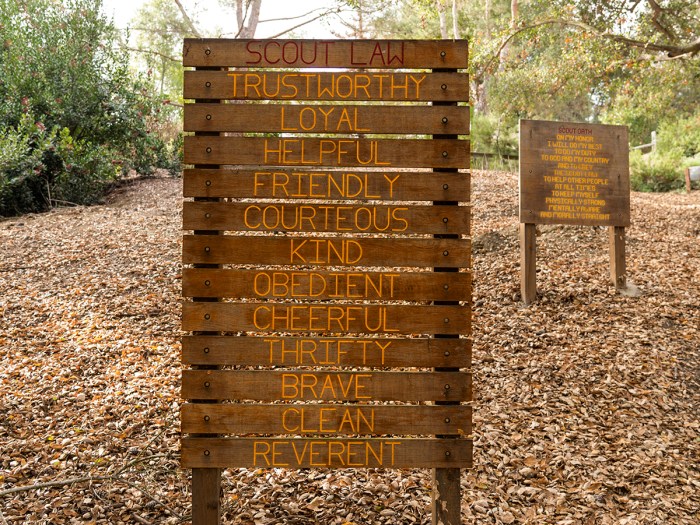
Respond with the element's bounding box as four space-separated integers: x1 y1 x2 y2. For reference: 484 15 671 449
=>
184 103 469 134
184 70 469 101
183 136 469 168
182 370 471 402
183 201 471 235
183 169 471 201
183 39 468 69
181 403 472 435
182 268 472 301
182 235 471 268
181 335 472 368
182 302 471 335
182 437 472 469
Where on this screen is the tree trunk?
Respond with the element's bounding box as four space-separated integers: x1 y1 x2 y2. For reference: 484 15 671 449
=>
235 0 262 38
437 0 448 39
452 0 460 39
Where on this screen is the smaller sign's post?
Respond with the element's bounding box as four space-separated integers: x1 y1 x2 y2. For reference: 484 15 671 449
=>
519 120 630 302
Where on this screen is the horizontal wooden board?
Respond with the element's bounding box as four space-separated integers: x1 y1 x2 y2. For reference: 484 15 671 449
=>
519 119 630 226
182 370 471 401
182 302 471 335
181 403 471 436
183 136 469 168
182 268 472 301
184 104 469 135
182 335 471 368
182 437 472 468
183 235 471 268
184 71 469 102
183 169 471 201
183 39 468 69
183 201 470 235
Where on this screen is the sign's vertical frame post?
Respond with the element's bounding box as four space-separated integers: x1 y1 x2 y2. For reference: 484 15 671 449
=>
190 65 221 525
520 222 537 304
609 226 626 288
431 53 467 525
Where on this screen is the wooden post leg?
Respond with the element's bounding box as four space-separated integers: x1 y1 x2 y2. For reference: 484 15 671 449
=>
609 226 626 289
192 468 220 525
520 223 537 304
686 168 692 193
432 467 461 525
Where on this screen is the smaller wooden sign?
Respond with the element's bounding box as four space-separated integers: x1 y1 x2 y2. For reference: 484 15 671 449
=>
183 169 470 202
519 119 630 227
182 370 471 401
182 335 471 368
181 437 473 469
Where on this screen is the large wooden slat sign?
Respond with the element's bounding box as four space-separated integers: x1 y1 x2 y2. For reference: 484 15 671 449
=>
181 38 471 525
519 119 630 303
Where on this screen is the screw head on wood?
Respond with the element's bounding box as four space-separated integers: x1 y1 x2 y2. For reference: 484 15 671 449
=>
205 180 212 186
204 415 210 422
442 117 449 124
442 217 448 223
205 48 211 55
205 81 211 88
204 246 211 252
443 284 449 290
203 347 210 353
204 382 211 388
204 313 211 320
441 84 447 90
204 450 210 456
442 151 448 158
206 114 212 120
204 280 211 286
445 450 451 457
445 418 451 424
443 250 449 256
206 147 212 153
443 184 449 190
440 51 447 58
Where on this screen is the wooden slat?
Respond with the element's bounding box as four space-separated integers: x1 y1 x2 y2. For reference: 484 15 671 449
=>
182 437 472 469
181 403 472 435
181 335 472 368
183 201 471 235
182 370 471 401
183 136 469 168
183 169 471 201
182 302 471 335
182 268 472 301
184 71 469 102
183 235 471 268
183 39 469 69
184 104 469 135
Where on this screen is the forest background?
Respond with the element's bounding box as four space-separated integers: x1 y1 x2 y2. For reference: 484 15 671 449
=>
0 0 699 212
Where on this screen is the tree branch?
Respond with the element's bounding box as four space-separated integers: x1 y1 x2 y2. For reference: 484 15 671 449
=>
173 0 202 38
478 17 700 79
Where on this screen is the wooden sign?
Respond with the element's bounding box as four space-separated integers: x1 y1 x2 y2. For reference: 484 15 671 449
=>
182 268 471 301
184 70 469 101
519 119 631 302
184 136 469 168
183 39 468 69
182 38 470 525
185 103 469 134
519 119 630 227
183 169 470 201
182 335 472 368
182 438 473 469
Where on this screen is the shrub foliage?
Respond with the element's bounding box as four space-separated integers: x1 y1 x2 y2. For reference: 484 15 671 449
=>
0 0 178 216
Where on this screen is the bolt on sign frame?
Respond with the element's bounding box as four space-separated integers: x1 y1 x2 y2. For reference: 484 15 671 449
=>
182 38 472 525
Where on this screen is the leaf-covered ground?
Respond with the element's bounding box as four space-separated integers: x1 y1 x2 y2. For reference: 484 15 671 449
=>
0 171 698 524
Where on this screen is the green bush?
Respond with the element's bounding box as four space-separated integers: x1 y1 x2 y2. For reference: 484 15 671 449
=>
629 149 686 192
0 0 179 216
